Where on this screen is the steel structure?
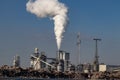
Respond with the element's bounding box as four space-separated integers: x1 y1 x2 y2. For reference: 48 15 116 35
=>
93 38 101 72
77 32 81 65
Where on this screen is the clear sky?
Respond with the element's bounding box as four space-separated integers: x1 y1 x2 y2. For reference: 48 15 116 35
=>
0 0 120 67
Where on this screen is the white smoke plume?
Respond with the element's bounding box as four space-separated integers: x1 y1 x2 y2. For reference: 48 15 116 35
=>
26 0 68 50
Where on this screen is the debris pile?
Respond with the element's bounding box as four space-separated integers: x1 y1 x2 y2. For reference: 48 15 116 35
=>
0 65 120 79
0 65 84 79
91 71 120 79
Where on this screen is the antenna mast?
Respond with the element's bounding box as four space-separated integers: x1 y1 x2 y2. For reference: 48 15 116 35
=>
77 32 81 65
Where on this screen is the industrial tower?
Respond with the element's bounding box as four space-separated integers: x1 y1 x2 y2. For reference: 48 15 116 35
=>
93 38 101 72
77 32 81 65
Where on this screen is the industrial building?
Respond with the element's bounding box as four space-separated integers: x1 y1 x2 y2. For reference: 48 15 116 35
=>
57 50 70 72
99 64 120 72
30 48 47 70
13 55 20 67
30 48 71 72
11 36 120 74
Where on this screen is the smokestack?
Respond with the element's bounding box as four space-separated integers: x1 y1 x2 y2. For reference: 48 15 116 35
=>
26 0 68 50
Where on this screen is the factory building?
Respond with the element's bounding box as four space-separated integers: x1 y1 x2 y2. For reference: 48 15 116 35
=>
30 48 46 70
82 63 91 73
13 55 20 67
30 48 72 72
99 64 120 72
57 50 70 72
40 52 47 68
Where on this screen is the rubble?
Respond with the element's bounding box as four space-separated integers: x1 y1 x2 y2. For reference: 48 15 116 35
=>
0 65 120 79
0 65 84 79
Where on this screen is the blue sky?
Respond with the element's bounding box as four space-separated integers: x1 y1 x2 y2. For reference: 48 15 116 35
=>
0 0 120 67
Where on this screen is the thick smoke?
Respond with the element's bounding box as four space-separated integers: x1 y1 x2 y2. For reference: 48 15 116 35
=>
26 0 68 50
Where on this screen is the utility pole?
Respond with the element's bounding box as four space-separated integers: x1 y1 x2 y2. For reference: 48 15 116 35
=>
93 38 101 72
